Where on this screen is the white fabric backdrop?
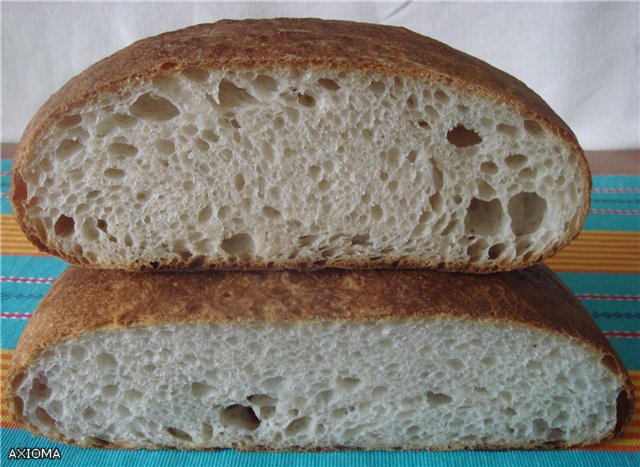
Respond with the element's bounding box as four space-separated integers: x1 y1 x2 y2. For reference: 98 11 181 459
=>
2 2 638 150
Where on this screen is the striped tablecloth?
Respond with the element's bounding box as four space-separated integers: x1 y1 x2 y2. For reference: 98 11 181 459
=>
1 159 638 466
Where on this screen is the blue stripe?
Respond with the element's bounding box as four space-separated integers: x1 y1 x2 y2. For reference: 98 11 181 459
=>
1 197 12 214
609 338 640 369
592 198 640 205
583 213 640 231
1 429 639 467
0 160 12 172
0 318 27 349
0 256 68 279
1 283 52 313
593 175 640 190
557 273 640 296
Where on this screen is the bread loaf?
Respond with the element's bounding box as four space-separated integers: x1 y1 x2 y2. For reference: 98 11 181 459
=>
10 19 590 272
9 265 632 450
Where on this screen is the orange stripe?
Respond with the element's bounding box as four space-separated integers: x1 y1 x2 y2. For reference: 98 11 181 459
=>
1 250 48 257
563 243 639 249
554 254 638 260
573 231 639 240
580 445 640 451
558 241 638 250
1 215 43 256
0 421 21 430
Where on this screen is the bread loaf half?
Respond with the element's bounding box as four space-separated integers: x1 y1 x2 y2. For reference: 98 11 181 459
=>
9 265 632 450
10 19 590 272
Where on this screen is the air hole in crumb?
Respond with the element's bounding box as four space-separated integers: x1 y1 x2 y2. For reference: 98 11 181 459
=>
371 205 383 220
524 119 544 136
297 93 316 107
497 123 520 138
424 105 439 119
166 427 193 442
488 243 507 260
96 219 108 232
130 93 179 121
318 179 331 192
519 167 536 180
251 74 277 93
56 139 83 161
194 138 209 152
417 120 430 129
247 394 278 407
316 390 334 405
262 206 281 219
29 374 51 402
464 198 504 236
191 382 215 398
427 391 453 406
102 384 118 398
96 352 117 371
198 206 212 224
505 154 528 169
155 139 175 155
318 78 340 91
182 67 209 82
81 220 99 241
477 180 496 200
480 161 498 175
262 376 284 391
508 192 547 236
57 114 82 129
54 215 75 237
201 129 219 143
447 125 482 148
406 95 417 108
372 386 388 397
337 377 361 391
429 193 443 212
308 165 321 180
331 408 348 419
218 79 258 107
220 233 254 259
446 358 464 371
430 160 444 190
434 90 450 104
234 174 245 192
369 80 385 96
220 405 260 431
35 407 56 426
285 416 310 435
104 168 125 179
107 142 138 158
467 239 488 261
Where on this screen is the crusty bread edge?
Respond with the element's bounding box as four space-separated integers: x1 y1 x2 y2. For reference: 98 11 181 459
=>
10 18 591 272
8 265 632 449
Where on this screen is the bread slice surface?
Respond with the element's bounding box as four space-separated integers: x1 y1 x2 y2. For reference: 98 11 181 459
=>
9 265 632 450
11 19 590 272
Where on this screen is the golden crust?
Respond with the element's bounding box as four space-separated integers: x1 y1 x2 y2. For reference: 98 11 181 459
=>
10 18 591 272
9 264 633 448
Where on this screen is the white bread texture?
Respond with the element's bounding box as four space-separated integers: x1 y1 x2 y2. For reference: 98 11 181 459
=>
9 266 633 450
11 19 590 272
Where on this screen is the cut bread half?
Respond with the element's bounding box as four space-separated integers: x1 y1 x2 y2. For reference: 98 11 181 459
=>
11 19 590 272
9 265 632 450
